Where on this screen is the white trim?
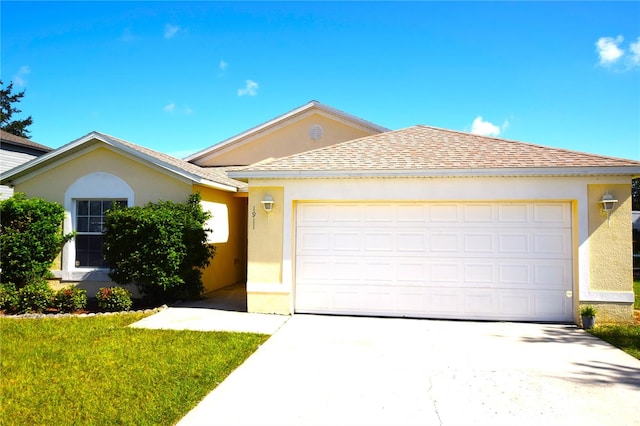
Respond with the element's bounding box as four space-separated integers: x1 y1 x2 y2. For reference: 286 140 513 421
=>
580 291 635 303
63 172 134 277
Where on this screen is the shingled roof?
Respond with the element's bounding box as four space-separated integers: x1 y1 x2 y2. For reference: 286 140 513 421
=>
0 129 52 152
231 125 640 178
104 133 247 190
0 131 247 191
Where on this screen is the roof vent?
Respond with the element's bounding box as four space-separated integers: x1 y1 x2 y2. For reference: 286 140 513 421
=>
309 124 323 141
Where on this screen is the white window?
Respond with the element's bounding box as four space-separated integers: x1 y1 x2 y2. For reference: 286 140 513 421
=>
63 172 134 278
75 199 126 267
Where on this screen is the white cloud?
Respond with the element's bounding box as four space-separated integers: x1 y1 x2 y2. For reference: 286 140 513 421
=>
596 36 624 65
629 37 640 66
471 116 502 137
163 103 193 114
164 24 180 40
13 66 30 86
219 60 228 71
238 80 259 96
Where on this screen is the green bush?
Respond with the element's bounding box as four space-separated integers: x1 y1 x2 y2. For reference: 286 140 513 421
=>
16 279 54 313
103 193 215 304
0 193 74 288
96 287 132 312
0 283 19 313
53 286 87 313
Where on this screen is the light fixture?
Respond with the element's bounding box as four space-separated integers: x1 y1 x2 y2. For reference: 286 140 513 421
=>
261 194 274 213
598 191 618 225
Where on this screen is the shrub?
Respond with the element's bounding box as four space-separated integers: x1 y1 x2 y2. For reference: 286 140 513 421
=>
0 193 74 288
16 279 54 313
53 286 87 313
0 283 19 313
103 193 215 304
96 287 132 312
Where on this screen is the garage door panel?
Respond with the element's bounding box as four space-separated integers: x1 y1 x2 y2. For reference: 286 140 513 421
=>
333 231 362 252
463 204 494 222
533 203 571 225
295 202 573 322
464 233 495 252
533 233 571 257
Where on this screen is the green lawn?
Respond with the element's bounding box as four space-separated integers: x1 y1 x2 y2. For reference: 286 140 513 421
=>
588 324 640 359
0 313 269 425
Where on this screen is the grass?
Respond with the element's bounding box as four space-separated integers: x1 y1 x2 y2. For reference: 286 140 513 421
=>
588 324 640 359
0 313 269 426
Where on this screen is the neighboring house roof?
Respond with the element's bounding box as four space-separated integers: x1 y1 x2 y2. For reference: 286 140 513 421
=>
230 125 640 179
185 100 389 163
0 129 52 153
0 131 247 192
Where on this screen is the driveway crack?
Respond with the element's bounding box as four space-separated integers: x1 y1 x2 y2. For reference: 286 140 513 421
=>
426 373 443 426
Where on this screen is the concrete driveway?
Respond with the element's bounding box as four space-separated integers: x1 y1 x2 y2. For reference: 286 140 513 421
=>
178 315 640 426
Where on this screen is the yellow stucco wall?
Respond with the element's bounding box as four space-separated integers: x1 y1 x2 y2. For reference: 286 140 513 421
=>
198 113 375 166
586 184 633 323
578 303 633 326
247 292 290 315
587 184 633 292
14 145 192 204
247 187 284 284
195 185 248 294
245 186 291 314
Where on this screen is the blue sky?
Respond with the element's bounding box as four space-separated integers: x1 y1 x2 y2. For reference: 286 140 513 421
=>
2 1 639 160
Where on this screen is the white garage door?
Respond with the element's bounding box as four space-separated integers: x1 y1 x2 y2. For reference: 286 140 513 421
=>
295 202 574 322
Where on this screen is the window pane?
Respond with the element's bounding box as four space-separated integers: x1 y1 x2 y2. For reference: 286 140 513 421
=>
89 218 103 233
76 235 106 267
90 201 102 216
77 200 89 215
77 217 89 233
103 200 112 212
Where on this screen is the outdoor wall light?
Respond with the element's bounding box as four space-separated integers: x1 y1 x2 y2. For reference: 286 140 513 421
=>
261 194 275 213
598 191 618 226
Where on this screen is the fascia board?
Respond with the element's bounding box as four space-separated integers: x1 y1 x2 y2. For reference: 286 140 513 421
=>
229 166 640 180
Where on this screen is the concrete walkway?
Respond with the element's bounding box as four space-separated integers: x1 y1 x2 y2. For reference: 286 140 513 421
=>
129 283 289 334
178 315 640 426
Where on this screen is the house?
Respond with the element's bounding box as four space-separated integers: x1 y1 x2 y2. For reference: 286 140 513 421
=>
0 101 387 297
228 124 640 324
1 101 638 323
0 130 52 199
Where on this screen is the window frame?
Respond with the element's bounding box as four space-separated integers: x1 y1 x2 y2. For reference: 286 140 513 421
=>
74 199 127 268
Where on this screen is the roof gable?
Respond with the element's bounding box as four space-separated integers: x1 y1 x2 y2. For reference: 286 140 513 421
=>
231 125 640 178
0 131 246 192
186 100 389 166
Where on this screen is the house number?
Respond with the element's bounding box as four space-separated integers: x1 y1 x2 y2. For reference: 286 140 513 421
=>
252 206 256 230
